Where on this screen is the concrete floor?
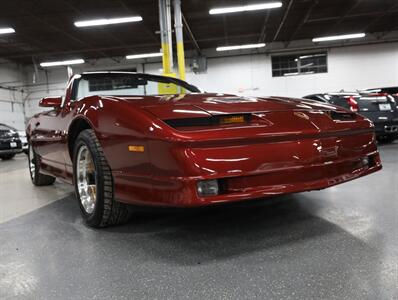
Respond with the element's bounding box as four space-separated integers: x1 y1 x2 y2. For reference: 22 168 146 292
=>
0 144 397 300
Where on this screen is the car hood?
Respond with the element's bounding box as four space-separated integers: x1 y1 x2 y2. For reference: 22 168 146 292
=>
104 93 341 120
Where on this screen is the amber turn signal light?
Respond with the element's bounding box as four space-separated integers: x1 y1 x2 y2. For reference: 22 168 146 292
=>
128 145 145 152
219 115 246 125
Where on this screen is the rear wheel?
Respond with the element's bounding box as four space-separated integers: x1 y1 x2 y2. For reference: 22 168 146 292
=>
0 154 15 160
28 145 56 186
73 129 131 228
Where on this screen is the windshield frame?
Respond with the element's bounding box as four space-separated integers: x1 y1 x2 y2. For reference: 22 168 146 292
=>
70 72 201 101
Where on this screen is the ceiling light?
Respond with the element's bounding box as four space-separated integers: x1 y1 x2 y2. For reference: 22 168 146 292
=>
40 59 85 67
0 28 15 34
299 54 326 59
126 52 163 60
216 43 266 52
210 2 282 15
74 16 143 28
312 33 366 43
284 72 299 76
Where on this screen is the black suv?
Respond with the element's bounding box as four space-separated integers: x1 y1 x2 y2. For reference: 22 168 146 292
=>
0 123 23 160
364 87 398 95
303 92 398 143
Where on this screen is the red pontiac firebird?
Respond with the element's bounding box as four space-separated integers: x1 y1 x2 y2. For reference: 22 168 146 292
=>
27 72 382 227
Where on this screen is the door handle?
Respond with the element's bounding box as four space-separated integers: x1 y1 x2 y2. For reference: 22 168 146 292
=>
35 122 40 127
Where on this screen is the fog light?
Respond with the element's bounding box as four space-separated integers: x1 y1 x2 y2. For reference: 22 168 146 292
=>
197 180 219 196
362 156 369 167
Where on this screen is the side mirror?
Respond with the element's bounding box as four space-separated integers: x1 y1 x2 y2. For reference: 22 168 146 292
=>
39 96 62 108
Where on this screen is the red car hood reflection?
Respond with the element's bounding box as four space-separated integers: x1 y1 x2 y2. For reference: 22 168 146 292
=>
103 93 338 119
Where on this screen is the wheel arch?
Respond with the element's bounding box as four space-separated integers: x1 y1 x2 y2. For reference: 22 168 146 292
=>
67 116 96 160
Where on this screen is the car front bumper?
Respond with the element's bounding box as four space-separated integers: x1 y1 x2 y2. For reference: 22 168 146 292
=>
373 121 398 136
0 148 23 154
114 130 382 207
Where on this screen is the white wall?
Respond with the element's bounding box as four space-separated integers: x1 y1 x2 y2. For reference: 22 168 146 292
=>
21 41 398 118
0 63 26 130
144 42 398 97
24 68 69 118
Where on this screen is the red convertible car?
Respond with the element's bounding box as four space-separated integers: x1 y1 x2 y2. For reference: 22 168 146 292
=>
27 72 382 227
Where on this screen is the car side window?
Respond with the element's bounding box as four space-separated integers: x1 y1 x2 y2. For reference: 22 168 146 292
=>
75 79 89 100
306 95 326 102
69 78 81 102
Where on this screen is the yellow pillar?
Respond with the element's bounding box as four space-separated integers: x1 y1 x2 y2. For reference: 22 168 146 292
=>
176 41 186 81
161 43 172 75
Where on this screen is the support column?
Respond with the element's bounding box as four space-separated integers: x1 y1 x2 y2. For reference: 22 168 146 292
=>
158 0 173 75
174 0 186 81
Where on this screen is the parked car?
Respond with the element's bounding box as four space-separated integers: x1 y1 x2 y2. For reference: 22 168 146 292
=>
0 123 23 160
27 72 382 227
17 130 29 154
363 87 398 107
363 87 398 95
303 92 398 143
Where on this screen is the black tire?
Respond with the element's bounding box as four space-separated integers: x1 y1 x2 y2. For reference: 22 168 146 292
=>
73 129 131 228
0 154 15 160
28 145 56 186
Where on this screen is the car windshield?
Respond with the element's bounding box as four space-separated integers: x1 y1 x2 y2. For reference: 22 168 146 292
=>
73 73 201 100
0 124 13 131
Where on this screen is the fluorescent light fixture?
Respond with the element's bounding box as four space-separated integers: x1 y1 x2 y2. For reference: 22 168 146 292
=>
0 27 15 34
216 43 266 52
299 54 326 59
126 52 163 60
312 33 366 42
284 72 299 76
210 2 282 14
75 16 143 28
284 71 314 76
40 59 85 67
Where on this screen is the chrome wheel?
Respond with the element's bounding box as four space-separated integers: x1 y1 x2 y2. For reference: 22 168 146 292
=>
76 145 97 214
29 145 35 180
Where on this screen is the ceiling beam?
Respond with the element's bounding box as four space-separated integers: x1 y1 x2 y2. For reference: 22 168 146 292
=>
285 0 318 47
324 0 364 34
361 2 398 32
24 11 119 63
182 13 202 55
307 9 398 23
222 15 229 45
272 0 294 42
258 10 271 43
62 0 127 47
1 33 265 60
0 43 162 59
118 0 160 43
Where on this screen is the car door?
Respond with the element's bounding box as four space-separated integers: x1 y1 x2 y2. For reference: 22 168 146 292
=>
32 103 71 178
32 76 79 179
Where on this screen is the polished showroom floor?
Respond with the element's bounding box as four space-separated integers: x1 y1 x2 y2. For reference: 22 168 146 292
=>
0 143 397 299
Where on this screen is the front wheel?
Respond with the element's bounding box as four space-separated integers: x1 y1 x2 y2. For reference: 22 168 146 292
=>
28 145 56 186
73 129 131 228
0 154 15 160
